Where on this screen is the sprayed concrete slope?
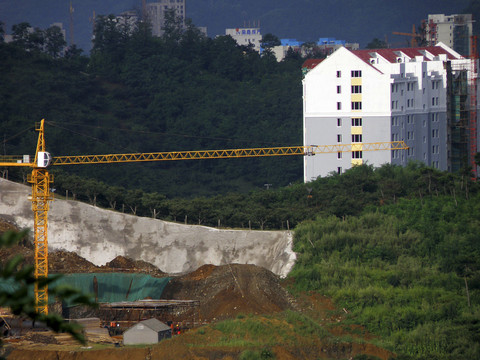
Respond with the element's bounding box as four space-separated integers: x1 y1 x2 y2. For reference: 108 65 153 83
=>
0 179 296 277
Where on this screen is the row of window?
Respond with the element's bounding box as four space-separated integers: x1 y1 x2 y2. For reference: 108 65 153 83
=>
336 134 363 143
336 85 362 94
336 151 363 159
336 70 362 78
392 113 440 127
337 102 363 110
337 118 363 127
392 129 440 141
393 149 440 165
391 80 442 94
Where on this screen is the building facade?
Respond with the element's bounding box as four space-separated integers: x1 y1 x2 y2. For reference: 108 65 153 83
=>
225 27 262 52
303 43 478 182
426 14 473 56
146 0 186 37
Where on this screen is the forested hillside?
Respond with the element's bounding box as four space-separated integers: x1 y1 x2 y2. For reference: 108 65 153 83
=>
0 16 303 198
288 165 480 359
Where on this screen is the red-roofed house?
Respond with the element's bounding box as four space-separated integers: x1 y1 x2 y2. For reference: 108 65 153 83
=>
302 43 478 181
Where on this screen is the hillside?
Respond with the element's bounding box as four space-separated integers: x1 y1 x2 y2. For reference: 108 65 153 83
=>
0 30 303 198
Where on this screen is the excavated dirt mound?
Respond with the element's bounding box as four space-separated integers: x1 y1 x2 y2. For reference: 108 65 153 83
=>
162 263 295 322
100 256 167 277
1 219 292 322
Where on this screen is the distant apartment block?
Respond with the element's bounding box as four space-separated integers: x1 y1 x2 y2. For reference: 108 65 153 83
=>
225 27 262 52
426 14 473 56
302 43 479 181
273 37 359 61
117 10 140 28
3 22 66 44
146 0 186 37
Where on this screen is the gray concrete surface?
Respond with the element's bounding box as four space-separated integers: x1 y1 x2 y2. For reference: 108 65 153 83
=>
0 179 296 277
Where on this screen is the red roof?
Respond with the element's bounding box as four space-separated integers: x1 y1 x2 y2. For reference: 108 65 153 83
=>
302 59 324 69
353 46 460 65
303 46 461 71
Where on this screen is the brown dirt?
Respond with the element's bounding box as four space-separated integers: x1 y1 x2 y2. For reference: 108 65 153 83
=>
162 263 295 322
0 219 395 359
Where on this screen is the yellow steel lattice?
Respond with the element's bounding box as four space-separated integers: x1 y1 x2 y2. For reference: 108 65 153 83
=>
51 142 408 166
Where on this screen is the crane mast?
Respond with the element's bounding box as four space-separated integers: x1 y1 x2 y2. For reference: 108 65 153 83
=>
0 119 408 314
28 121 53 314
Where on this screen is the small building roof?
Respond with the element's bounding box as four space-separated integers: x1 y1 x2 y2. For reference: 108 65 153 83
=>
137 318 170 333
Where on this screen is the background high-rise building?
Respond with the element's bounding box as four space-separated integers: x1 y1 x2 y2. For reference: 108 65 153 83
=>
426 14 473 56
146 0 186 37
225 27 262 52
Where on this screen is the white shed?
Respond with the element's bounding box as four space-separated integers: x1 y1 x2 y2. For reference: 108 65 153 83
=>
123 318 172 345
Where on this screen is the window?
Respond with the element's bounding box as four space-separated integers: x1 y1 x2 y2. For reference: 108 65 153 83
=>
351 85 362 93
352 151 363 159
432 97 435 106
337 118 342 126
435 97 439 105
352 118 362 126
337 134 342 142
351 101 362 110
337 102 342 110
337 85 341 94
407 99 410 107
352 134 362 142
337 71 341 78
337 152 342 159
351 70 362 77
337 167 342 174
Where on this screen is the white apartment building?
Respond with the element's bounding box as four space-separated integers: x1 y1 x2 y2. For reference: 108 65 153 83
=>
146 0 186 37
303 43 478 182
225 27 262 52
426 14 473 56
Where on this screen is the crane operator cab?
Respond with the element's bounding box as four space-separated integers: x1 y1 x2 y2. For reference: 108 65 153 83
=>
37 152 52 168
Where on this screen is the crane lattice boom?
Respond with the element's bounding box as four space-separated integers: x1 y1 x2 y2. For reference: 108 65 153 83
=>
0 119 408 314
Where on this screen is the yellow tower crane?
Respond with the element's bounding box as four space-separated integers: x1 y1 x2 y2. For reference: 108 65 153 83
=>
0 119 408 314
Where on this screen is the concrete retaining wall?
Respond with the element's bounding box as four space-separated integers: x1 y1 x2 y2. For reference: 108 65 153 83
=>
0 179 296 277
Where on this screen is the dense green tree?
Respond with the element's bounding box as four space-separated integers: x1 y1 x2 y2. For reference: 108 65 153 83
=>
0 22 4 43
366 37 387 49
0 230 97 355
260 33 281 50
44 25 66 58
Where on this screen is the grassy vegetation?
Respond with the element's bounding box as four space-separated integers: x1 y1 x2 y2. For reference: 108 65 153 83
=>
289 195 480 359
